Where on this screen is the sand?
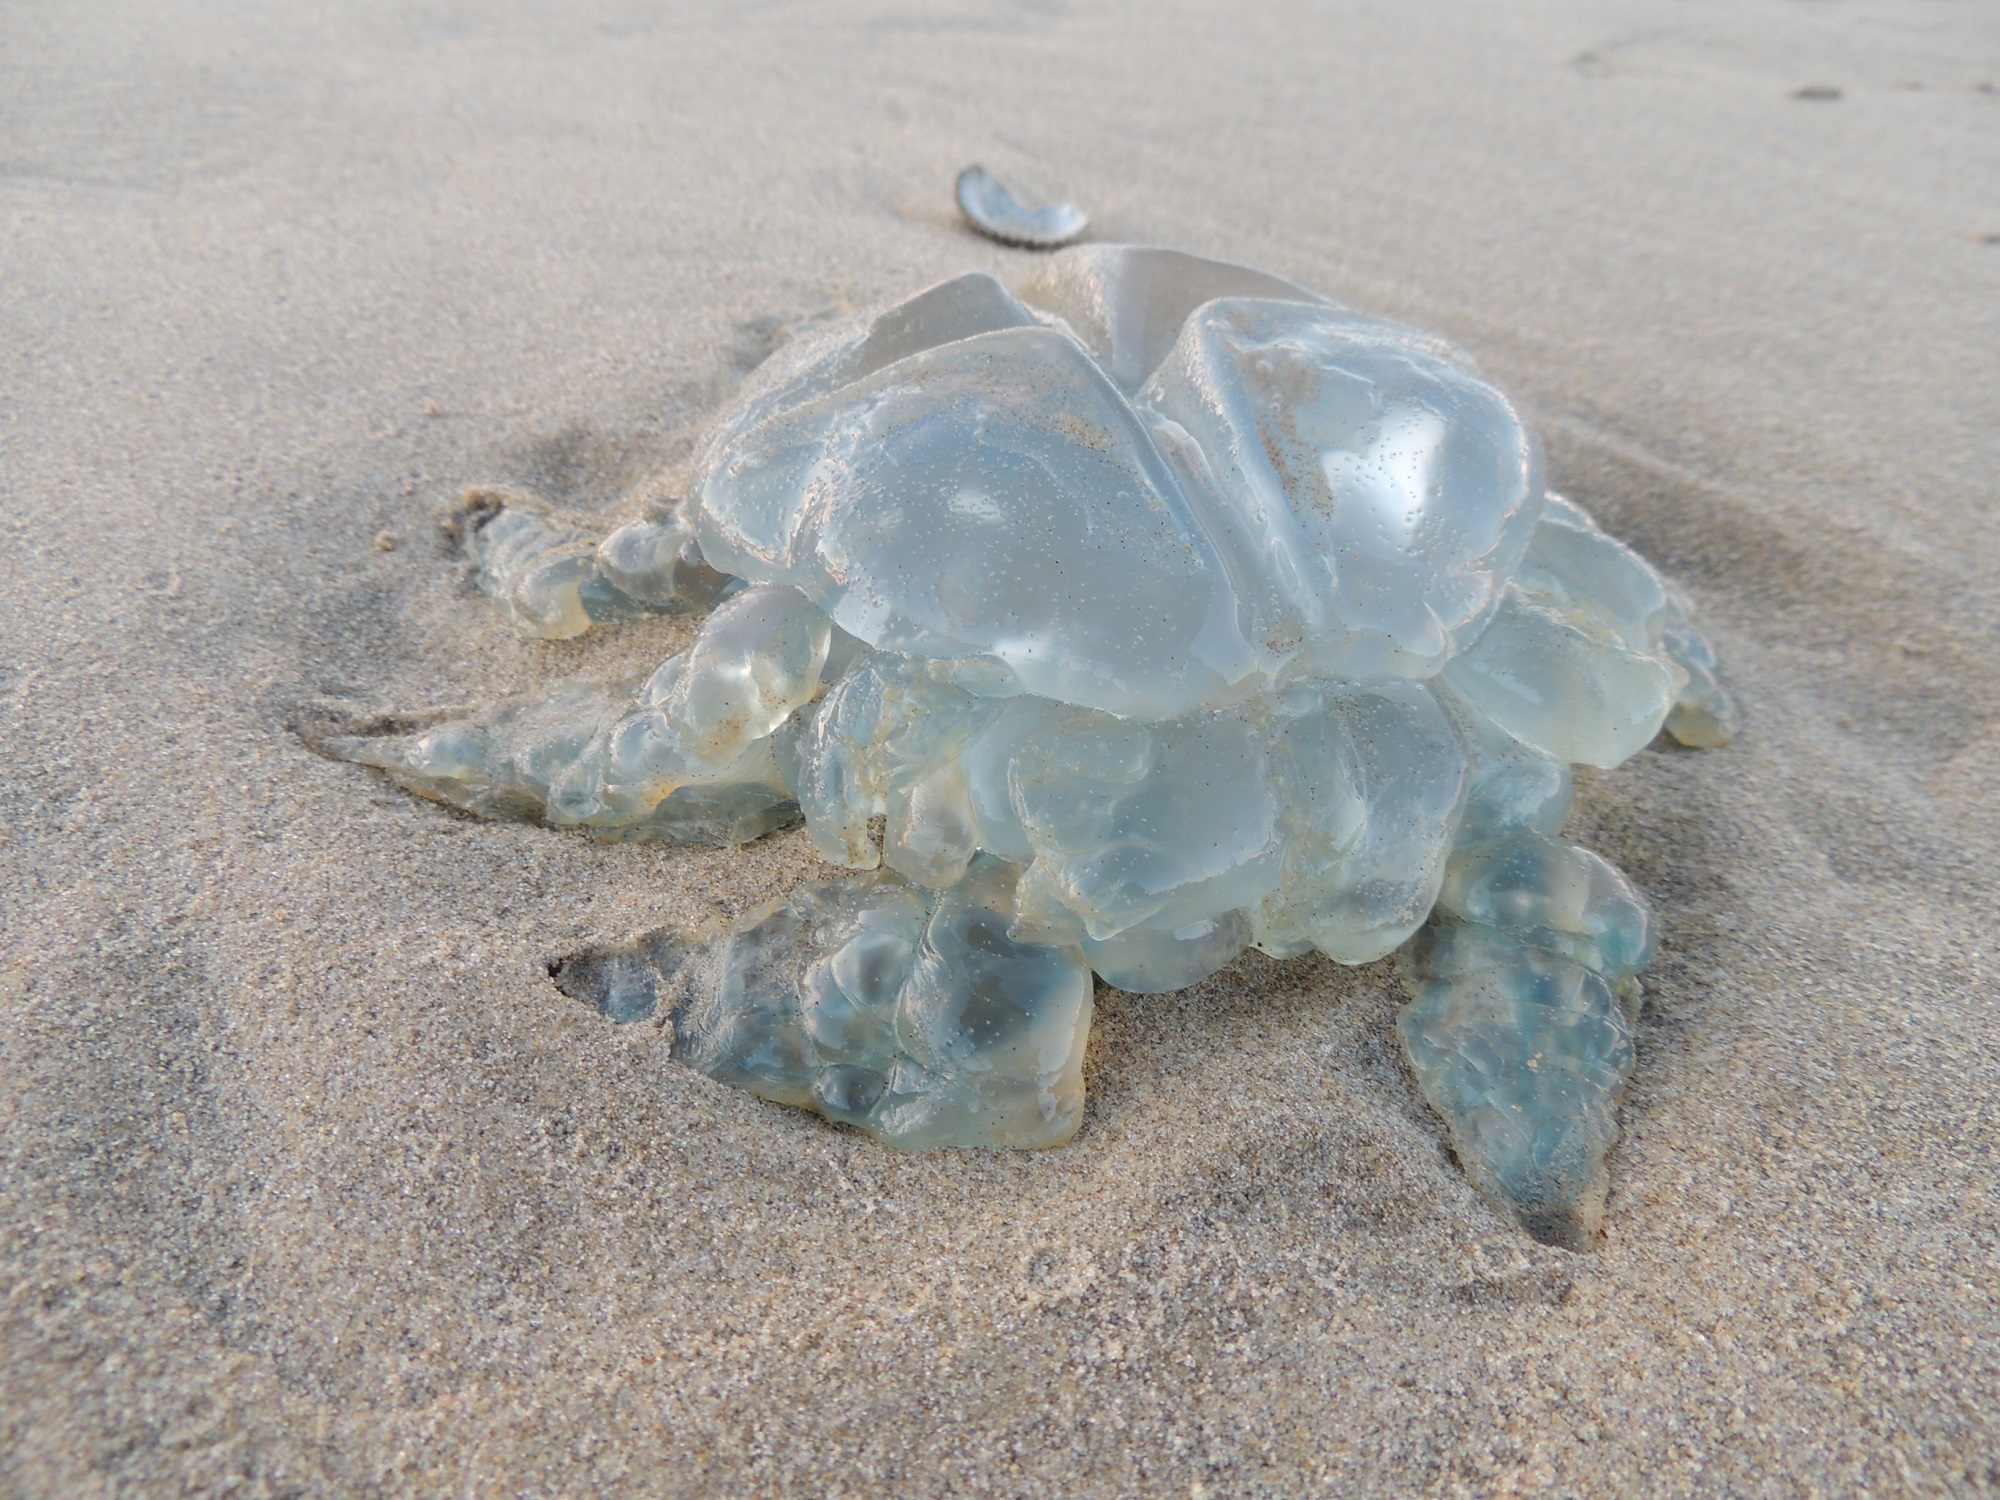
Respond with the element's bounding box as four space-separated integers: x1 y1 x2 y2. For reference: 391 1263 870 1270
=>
3 0 1997 1493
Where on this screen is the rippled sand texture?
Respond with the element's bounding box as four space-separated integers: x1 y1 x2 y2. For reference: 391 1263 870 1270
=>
4 0 1997 1495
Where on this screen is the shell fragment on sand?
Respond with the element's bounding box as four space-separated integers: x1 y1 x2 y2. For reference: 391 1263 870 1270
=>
955 165 1089 249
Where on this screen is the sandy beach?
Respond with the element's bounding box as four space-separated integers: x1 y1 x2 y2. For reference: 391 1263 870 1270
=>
4 0 1998 1492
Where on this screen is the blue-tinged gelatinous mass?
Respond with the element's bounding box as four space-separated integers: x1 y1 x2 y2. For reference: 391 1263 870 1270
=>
327 247 1737 1247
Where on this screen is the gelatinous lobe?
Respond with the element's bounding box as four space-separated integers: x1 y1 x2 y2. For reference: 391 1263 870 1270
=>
569 858 1093 1150
1252 679 1469 964
1400 829 1655 1250
1140 298 1543 682
328 246 1738 1248
693 323 1254 718
461 489 728 640
323 583 826 844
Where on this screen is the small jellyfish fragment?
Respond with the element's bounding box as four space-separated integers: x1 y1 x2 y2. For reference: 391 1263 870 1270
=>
954 165 1089 249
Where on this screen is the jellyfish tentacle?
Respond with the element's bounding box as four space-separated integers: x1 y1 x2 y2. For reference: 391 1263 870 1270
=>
455 488 732 642
1660 599 1742 749
320 583 831 844
554 856 1095 1150
1395 829 1653 1249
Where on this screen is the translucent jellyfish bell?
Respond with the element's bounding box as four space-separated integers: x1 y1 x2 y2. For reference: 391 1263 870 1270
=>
322 244 1738 1251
